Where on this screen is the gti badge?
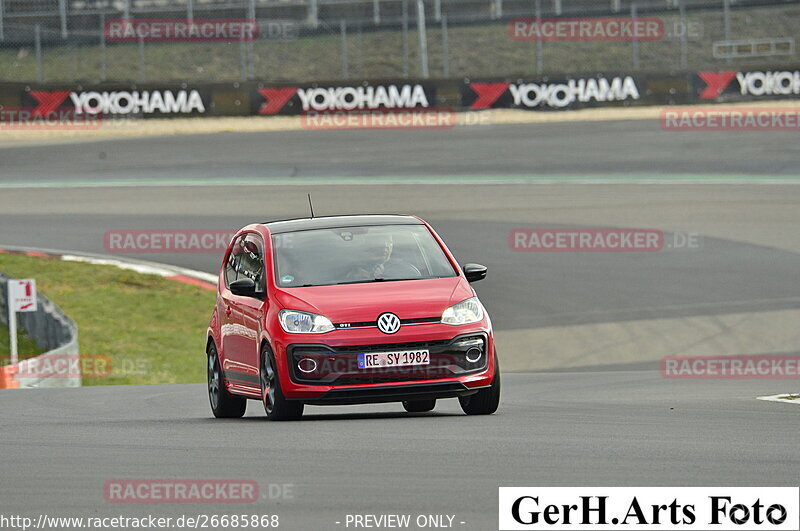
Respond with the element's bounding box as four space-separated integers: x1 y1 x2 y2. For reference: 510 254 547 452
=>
377 312 401 334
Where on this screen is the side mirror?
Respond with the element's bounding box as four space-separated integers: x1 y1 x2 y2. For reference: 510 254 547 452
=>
229 278 257 297
463 263 487 283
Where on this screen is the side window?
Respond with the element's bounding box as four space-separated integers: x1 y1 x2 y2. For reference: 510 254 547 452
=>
237 234 266 293
224 235 245 288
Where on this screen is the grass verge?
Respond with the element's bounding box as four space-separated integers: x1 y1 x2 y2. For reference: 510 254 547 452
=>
0 253 214 386
0 323 45 361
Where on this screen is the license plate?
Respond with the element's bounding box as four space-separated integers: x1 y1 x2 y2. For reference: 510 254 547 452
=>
357 350 430 369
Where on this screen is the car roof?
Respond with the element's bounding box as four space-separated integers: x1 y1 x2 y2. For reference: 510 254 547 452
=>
262 215 424 234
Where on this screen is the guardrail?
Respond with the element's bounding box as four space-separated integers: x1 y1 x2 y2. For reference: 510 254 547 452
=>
0 272 80 388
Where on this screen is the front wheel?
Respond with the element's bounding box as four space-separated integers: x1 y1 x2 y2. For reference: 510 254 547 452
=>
207 342 247 418
459 357 500 415
260 344 304 421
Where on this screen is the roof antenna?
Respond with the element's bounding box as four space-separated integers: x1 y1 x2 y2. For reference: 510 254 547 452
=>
307 193 315 218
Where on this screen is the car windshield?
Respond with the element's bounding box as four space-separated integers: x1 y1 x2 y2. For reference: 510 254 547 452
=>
272 224 457 287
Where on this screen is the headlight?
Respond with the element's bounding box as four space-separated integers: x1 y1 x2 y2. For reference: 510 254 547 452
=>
278 310 335 334
441 297 484 325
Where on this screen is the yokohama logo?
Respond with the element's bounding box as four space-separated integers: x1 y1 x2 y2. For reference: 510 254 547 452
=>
698 70 800 99
467 76 639 109
697 71 737 99
28 90 72 116
257 88 298 115
257 84 431 115
27 89 206 115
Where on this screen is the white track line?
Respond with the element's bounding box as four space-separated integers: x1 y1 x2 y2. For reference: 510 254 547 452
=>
757 394 800 405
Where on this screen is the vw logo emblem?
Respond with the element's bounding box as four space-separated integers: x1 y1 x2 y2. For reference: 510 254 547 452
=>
377 313 401 334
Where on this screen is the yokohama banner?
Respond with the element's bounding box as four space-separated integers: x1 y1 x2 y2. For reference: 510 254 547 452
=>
19 86 210 117
694 70 800 101
252 82 437 115
8 67 800 119
461 76 642 110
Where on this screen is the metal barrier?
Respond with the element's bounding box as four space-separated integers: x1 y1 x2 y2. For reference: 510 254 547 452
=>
0 272 80 388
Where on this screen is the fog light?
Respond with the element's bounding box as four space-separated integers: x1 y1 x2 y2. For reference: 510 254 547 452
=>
465 347 482 363
297 357 318 374
453 338 483 349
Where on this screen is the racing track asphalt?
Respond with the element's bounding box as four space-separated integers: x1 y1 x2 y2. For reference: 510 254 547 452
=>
3 119 800 181
0 373 797 530
0 119 798 529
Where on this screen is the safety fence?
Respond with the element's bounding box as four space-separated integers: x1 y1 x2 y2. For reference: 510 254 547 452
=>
0 2 798 83
0 272 80 388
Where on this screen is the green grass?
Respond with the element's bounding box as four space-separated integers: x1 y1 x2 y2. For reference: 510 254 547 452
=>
0 322 45 362
0 254 215 386
1 5 799 83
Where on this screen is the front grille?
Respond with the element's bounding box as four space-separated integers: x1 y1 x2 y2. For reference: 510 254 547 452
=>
334 317 440 330
337 339 451 353
287 334 487 385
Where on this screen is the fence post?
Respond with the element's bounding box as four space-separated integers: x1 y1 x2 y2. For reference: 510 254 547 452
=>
679 0 687 69
247 0 256 79
240 29 248 81
553 0 562 16
100 13 107 82
402 0 409 78
441 14 449 77
138 35 146 82
494 0 503 19
373 0 380 24
187 0 193 22
416 0 429 78
35 24 44 82
630 2 640 70
59 0 68 38
8 296 17 367
0 0 5 41
723 0 731 64
535 0 543 75
309 0 319 29
612 0 620 12
434 0 441 22
123 0 130 19
340 19 349 79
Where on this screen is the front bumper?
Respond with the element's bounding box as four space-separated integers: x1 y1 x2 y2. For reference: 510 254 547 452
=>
273 325 496 401
297 381 488 406
287 332 489 385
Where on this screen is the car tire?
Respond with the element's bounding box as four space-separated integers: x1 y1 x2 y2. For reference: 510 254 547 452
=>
260 344 304 421
207 342 247 418
402 399 436 413
459 354 501 416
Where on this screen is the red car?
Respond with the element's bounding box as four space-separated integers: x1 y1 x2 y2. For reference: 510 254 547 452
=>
206 215 500 420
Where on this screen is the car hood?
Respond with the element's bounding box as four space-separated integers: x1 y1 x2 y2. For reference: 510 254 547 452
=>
273 276 473 323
